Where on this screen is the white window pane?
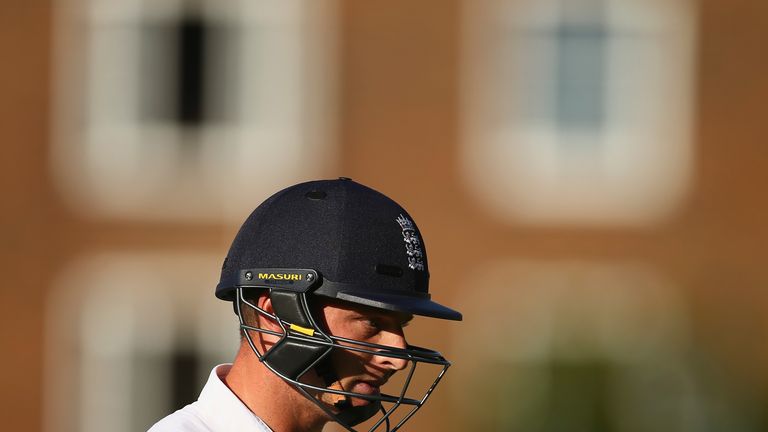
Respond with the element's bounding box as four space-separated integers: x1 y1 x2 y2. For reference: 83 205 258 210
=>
461 0 697 226
52 0 338 222
450 260 702 431
44 253 239 432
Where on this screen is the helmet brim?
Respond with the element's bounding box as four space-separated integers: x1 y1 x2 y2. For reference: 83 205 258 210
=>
333 290 463 321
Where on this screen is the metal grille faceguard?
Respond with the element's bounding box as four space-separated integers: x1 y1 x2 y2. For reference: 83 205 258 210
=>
235 287 452 432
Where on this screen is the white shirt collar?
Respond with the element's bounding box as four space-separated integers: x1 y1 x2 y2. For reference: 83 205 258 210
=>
196 364 273 432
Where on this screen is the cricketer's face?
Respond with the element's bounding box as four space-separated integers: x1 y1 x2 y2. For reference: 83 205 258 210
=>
314 299 413 409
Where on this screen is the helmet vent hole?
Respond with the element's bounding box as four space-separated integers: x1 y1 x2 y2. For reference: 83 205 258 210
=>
375 264 403 277
305 190 327 200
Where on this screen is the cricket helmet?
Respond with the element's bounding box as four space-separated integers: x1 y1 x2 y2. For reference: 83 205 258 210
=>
216 178 461 431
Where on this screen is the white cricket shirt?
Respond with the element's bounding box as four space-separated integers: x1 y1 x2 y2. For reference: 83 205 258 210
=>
148 364 273 432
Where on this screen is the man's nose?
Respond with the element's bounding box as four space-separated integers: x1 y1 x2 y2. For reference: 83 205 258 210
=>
374 330 409 371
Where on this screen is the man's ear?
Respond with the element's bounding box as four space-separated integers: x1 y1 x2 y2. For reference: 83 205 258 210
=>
254 291 281 331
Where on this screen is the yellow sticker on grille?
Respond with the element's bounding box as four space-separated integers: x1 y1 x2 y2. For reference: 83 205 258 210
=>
289 324 315 336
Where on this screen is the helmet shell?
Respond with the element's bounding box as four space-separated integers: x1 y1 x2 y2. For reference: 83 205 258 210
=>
217 178 461 321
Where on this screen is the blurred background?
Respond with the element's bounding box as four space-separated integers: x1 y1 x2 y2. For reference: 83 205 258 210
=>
2 0 767 431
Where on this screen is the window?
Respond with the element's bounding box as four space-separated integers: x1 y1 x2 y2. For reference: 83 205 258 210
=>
52 0 338 221
451 260 707 431
461 0 697 225
44 253 238 432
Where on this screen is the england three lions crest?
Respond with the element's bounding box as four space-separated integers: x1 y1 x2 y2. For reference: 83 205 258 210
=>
396 214 425 271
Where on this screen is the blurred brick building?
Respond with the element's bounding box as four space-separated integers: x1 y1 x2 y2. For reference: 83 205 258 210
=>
2 1 768 431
